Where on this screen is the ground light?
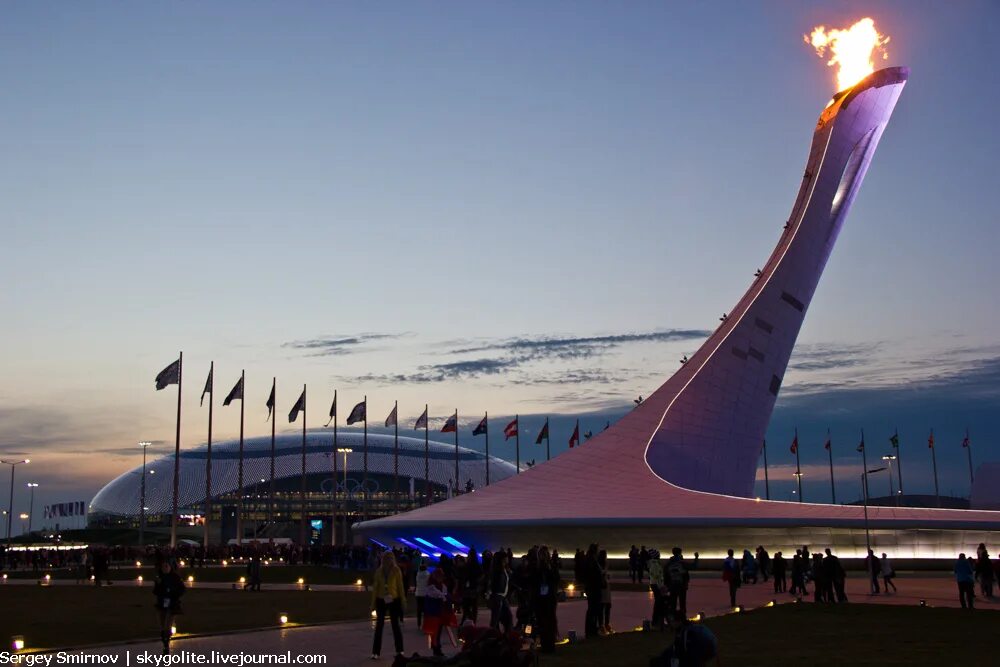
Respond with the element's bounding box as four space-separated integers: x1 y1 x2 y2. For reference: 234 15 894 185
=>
239 576 246 584
767 599 776 607
170 625 177 636
137 576 143 583
734 605 744 613
370 610 377 619
297 577 305 585
920 599 927 607
279 613 289 625
187 575 194 583
355 578 363 586
12 636 25 652
566 583 575 592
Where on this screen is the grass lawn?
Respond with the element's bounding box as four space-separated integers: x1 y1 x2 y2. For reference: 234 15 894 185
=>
2 586 374 651
4 564 371 586
542 603 999 667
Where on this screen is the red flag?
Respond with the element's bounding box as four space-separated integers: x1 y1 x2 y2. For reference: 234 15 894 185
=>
790 435 798 454
504 418 518 441
569 422 580 448
961 433 970 448
823 437 831 451
928 431 935 449
441 412 457 433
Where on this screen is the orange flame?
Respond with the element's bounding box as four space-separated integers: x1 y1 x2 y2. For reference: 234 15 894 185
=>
805 18 890 92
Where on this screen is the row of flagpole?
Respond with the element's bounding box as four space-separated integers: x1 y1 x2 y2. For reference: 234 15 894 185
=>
762 427 975 507
154 354 595 548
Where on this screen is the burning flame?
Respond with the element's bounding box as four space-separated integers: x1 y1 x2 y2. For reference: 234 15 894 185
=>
806 18 890 91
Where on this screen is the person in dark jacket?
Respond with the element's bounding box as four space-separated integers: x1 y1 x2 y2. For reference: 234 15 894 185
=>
534 547 560 653
824 548 847 602
460 546 481 625
489 551 512 634
583 543 604 638
955 553 975 609
153 561 186 654
772 552 787 594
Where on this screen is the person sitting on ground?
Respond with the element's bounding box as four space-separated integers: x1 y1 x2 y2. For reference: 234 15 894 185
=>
650 615 720 667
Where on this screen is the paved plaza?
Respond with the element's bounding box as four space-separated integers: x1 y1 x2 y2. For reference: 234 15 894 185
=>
50 573 995 667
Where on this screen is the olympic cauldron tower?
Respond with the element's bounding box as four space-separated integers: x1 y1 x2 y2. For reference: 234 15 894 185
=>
357 68 1000 558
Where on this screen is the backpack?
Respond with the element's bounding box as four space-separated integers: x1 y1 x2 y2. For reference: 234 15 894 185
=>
667 560 686 588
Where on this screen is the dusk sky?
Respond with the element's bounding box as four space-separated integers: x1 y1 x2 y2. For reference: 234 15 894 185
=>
1 1 997 523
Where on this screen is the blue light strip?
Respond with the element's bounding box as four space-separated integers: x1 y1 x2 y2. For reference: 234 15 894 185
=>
414 537 443 552
442 536 469 551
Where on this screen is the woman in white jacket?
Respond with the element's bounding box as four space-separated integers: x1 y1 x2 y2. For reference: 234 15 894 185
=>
880 553 897 593
414 561 430 627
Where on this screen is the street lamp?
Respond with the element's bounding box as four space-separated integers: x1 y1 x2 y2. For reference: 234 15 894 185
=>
881 455 898 506
25 483 38 533
138 442 152 547
861 466 887 556
2 459 30 545
337 448 353 545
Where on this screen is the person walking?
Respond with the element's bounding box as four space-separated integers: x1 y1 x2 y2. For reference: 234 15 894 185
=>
723 549 740 607
756 546 770 582
489 551 513 634
790 550 807 597
665 547 691 619
583 544 604 638
955 553 976 610
741 549 757 585
866 550 881 595
370 551 405 660
772 552 787 594
414 560 430 628
423 568 449 657
824 549 847 602
811 553 828 603
460 546 481 625
628 545 639 584
598 549 613 634
647 550 666 629
880 553 898 594
534 547 560 653
152 561 185 654
975 548 994 598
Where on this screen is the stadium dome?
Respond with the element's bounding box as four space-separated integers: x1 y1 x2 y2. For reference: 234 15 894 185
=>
88 430 516 540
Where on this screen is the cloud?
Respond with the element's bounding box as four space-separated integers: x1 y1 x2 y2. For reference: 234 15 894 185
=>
448 329 711 361
788 342 881 372
283 333 407 357
346 358 519 385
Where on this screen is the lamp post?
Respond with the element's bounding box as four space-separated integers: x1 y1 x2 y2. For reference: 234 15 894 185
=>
138 442 152 547
337 448 352 545
861 466 887 556
881 455 898 506
26 483 38 533
2 459 30 546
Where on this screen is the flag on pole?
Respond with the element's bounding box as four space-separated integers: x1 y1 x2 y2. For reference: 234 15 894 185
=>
265 383 276 421
569 422 580 448
473 415 488 436
790 434 798 454
325 392 337 427
223 376 244 406
504 418 518 440
962 433 970 448
288 389 306 423
535 421 549 445
155 359 181 390
823 435 831 451
347 400 366 425
857 435 865 453
414 407 428 430
385 404 397 428
200 366 213 406
928 431 935 449
889 432 899 448
441 413 457 433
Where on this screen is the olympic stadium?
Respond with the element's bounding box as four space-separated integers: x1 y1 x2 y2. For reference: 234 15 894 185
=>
88 431 515 543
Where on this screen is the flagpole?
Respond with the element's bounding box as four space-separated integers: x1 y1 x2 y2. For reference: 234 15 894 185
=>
827 428 835 504
269 378 276 527
453 409 459 495
237 369 245 545
930 428 940 508
893 427 904 494
515 415 520 474
860 429 869 506
485 411 490 486
965 428 975 492
423 404 429 506
794 428 802 502
762 439 770 500
170 351 182 550
299 384 307 546
393 400 399 515
545 417 551 461
363 396 368 522
204 361 213 550
331 390 337 546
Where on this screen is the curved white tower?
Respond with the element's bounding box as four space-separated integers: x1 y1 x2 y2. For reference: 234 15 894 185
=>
356 68 1000 558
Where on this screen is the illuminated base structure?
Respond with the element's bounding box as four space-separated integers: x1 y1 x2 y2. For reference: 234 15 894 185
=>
356 67 1000 559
